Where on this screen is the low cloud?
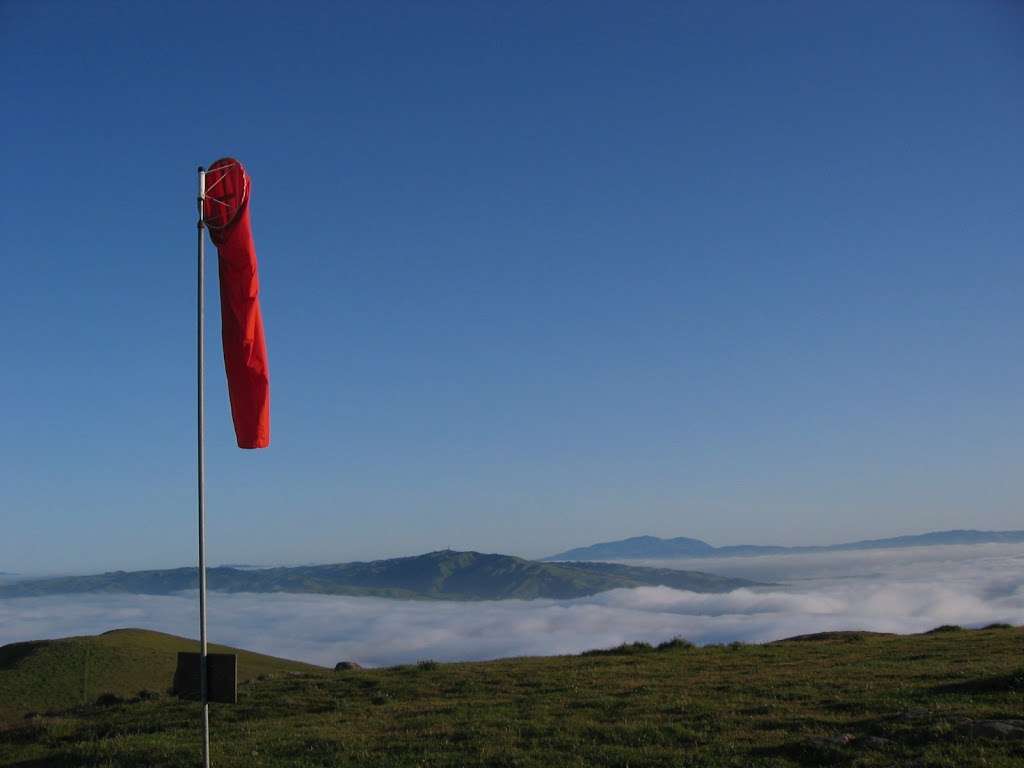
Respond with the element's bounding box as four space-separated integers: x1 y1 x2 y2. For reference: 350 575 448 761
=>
1 544 1021 667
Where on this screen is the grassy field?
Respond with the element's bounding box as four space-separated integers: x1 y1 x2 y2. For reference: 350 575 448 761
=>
1 625 1021 767
0 628 321 724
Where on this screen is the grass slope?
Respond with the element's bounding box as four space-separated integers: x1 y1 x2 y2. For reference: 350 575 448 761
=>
2 626 1021 767
0 550 759 601
0 629 321 723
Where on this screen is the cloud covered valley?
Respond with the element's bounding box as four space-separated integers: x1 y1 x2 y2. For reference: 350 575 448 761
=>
1 544 1021 668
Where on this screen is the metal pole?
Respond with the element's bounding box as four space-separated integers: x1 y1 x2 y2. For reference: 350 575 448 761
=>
197 166 211 768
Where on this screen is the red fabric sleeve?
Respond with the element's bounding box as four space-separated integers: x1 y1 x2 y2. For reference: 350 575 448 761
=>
208 176 270 449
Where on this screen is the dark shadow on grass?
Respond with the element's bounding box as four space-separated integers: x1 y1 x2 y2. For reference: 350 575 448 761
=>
821 699 869 714
4 756 85 768
748 740 853 767
930 670 1024 695
756 715 861 732
0 724 47 746
751 731 916 767
0 640 47 670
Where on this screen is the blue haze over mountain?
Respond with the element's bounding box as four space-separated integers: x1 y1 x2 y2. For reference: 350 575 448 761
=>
545 530 1024 561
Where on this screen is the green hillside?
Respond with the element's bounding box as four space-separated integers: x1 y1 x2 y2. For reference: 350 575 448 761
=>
1 625 1021 767
0 628 321 723
0 550 760 601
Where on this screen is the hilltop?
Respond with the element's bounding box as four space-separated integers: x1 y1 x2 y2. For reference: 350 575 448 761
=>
1 625 1021 766
0 628 320 723
545 528 1024 561
0 550 760 601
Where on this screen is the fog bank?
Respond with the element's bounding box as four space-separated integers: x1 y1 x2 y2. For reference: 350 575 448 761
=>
1 544 1020 667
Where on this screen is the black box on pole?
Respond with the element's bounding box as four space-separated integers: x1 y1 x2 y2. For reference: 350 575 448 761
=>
173 652 237 704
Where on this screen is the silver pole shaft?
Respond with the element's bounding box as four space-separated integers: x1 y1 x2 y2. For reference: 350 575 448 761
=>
197 166 211 768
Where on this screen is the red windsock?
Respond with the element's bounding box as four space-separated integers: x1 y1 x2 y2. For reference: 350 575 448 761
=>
202 158 270 449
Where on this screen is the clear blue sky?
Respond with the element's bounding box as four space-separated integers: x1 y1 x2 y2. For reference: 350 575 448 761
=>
1 1 1022 574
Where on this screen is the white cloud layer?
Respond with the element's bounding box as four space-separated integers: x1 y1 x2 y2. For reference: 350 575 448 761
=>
1 544 1021 667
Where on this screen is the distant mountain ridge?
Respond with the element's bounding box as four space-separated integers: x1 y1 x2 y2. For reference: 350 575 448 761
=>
544 529 1024 561
0 550 761 601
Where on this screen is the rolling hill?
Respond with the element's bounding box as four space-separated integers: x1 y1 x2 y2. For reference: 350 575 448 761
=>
1 625 1021 766
545 529 1024 561
0 628 321 722
0 550 761 601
